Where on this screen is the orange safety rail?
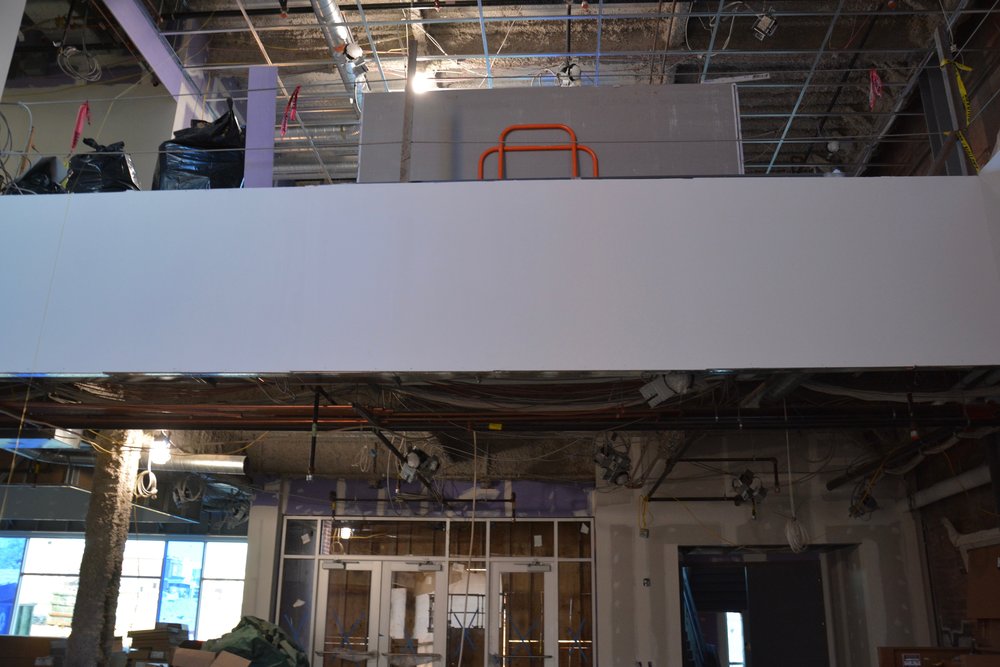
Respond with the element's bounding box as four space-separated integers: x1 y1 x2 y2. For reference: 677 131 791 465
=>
477 123 599 180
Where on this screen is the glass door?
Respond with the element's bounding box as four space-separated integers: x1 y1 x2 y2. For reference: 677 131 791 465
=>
489 564 557 667
379 562 446 667
316 562 447 667
316 562 381 667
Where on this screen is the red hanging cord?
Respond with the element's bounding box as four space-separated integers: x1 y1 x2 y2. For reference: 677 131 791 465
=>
281 85 301 137
869 68 883 111
71 100 91 151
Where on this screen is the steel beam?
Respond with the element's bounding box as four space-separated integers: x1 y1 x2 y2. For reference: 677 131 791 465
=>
100 0 203 100
853 0 973 176
699 0 728 83
476 0 493 87
765 0 845 173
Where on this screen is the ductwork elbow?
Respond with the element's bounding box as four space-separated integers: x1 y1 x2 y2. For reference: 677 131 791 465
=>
310 0 364 115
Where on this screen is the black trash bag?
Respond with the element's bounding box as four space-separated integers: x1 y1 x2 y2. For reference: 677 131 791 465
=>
202 616 309 667
153 98 245 190
4 157 66 195
66 138 141 193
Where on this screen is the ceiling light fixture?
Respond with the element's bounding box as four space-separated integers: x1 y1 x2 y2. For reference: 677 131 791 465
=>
400 448 440 483
594 437 631 486
731 469 767 518
753 9 778 40
556 62 582 87
149 432 171 465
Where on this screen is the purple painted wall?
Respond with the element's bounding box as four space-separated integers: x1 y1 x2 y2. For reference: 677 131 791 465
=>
267 476 593 517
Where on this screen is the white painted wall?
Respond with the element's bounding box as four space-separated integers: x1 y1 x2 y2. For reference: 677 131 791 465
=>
0 175 999 374
593 432 933 667
1 77 177 189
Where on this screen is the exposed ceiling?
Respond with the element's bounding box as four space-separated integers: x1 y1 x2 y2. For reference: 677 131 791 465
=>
10 0 999 181
3 368 1000 484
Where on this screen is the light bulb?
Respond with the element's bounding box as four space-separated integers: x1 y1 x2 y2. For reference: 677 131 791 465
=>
150 436 171 465
410 70 436 94
339 526 353 540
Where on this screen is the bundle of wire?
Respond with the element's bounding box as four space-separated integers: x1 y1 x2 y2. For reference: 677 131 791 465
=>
58 45 102 82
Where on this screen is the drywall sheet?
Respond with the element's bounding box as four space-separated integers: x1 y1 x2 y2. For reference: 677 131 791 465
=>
358 85 742 181
2 175 1000 373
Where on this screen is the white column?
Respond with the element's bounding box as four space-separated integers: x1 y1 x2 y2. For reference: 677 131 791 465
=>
0 0 27 100
242 503 281 620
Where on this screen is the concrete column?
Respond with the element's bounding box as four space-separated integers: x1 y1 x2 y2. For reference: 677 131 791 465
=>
244 66 279 188
0 0 28 100
67 431 141 667
241 502 281 620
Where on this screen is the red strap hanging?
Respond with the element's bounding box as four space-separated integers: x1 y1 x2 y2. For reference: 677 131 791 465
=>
71 100 91 151
869 68 883 111
281 85 301 137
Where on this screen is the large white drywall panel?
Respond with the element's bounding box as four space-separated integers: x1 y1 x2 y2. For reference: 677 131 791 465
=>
359 85 743 182
1 78 176 189
1 175 999 374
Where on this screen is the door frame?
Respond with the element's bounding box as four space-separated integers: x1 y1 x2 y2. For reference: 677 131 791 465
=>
488 562 558 667
314 560 449 667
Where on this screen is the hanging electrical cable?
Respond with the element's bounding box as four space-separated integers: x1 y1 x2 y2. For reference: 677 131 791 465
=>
134 463 158 499
783 400 809 553
455 429 479 667
56 1 103 83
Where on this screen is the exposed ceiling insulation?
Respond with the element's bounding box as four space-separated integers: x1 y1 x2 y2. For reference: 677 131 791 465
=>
138 0 993 180
8 1 998 180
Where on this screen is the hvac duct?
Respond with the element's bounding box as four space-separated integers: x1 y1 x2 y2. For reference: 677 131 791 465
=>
148 454 246 475
310 0 365 114
896 465 992 511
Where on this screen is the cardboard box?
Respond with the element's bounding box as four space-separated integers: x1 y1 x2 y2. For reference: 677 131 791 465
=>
169 649 250 667
210 652 251 667
170 648 216 667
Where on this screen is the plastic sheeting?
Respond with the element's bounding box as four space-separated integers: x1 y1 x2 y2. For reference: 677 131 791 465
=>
203 616 309 667
66 138 141 193
3 157 65 195
154 99 245 190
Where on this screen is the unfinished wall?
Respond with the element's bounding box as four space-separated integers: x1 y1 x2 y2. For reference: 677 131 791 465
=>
593 432 934 667
358 85 743 182
1 77 177 189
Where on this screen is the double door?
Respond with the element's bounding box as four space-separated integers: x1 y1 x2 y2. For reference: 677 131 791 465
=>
314 561 557 667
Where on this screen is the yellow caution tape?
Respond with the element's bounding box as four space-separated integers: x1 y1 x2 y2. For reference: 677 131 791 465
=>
943 129 981 174
940 60 979 173
940 59 973 125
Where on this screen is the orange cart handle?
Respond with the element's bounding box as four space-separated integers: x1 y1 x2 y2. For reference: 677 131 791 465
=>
477 124 599 180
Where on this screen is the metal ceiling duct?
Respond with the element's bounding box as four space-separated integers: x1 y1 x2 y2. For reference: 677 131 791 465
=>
150 454 247 475
310 0 365 115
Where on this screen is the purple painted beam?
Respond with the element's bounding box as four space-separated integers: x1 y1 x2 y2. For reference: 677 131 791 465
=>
101 0 200 99
244 66 278 188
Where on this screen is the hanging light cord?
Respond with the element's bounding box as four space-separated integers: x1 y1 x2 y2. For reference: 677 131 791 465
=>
784 400 809 553
134 458 158 499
